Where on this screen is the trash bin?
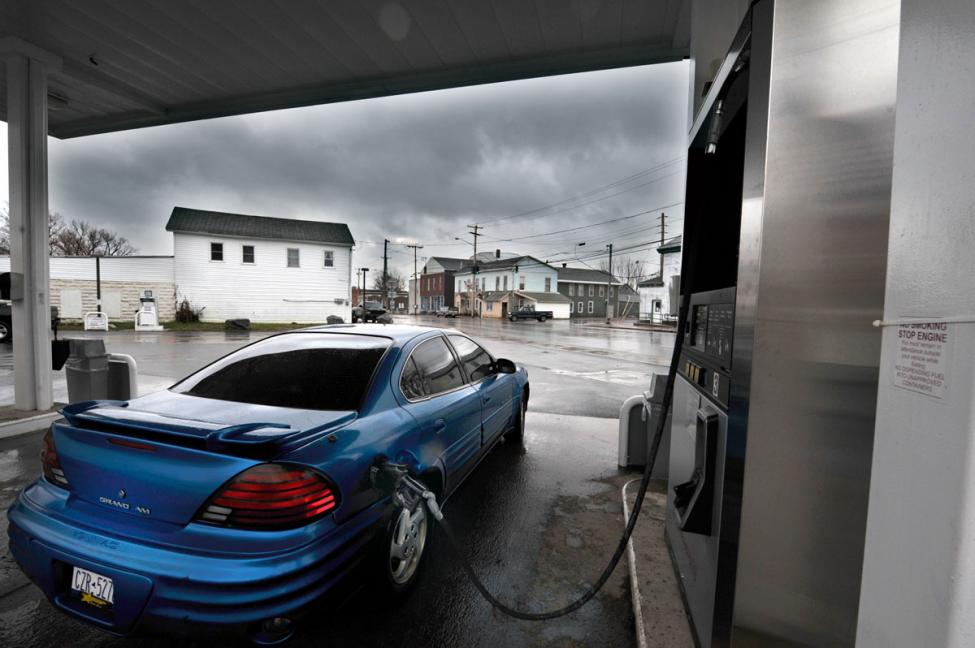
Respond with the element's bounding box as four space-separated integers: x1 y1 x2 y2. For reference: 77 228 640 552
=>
65 339 109 403
618 372 671 478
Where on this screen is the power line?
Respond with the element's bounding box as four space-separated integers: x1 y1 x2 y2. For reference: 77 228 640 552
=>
474 158 686 226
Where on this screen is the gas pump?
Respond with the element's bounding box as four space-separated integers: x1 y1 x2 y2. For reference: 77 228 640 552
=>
663 1 898 645
134 290 164 331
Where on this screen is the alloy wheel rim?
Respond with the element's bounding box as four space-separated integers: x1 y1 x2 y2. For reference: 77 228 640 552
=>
389 503 427 584
0 322 7 338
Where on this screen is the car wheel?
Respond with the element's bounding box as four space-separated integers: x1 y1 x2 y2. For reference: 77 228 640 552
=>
384 499 429 594
506 394 526 444
0 320 9 343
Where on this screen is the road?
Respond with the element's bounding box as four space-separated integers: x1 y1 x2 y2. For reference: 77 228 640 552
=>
0 316 675 647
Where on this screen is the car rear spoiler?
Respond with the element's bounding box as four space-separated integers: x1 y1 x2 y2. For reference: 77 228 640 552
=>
60 401 354 454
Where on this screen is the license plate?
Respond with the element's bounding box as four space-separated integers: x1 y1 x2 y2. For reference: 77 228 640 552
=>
70 566 114 607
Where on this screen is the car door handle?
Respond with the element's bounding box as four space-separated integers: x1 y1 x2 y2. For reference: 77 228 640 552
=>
431 419 446 434
483 395 492 403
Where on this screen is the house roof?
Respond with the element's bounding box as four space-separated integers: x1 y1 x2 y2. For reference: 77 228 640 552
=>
426 257 467 272
454 255 552 275
658 235 682 254
556 267 623 284
515 291 572 303
165 207 355 246
638 273 664 288
481 291 510 302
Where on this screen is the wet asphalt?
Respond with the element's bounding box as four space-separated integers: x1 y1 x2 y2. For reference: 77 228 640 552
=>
0 316 676 647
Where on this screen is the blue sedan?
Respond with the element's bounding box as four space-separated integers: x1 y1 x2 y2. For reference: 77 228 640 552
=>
7 324 529 643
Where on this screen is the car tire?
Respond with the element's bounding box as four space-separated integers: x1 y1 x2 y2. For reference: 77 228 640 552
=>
380 498 429 596
506 395 526 444
0 319 9 343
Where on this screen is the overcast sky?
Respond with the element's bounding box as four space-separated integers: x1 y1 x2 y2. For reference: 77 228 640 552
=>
0 60 688 281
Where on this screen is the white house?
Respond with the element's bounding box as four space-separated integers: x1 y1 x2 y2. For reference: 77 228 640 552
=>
639 235 682 321
166 207 354 323
452 255 568 318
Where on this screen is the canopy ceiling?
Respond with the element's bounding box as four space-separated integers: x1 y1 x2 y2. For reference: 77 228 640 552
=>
1 0 688 139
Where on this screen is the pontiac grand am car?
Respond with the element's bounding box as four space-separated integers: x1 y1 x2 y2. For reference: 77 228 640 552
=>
7 324 529 643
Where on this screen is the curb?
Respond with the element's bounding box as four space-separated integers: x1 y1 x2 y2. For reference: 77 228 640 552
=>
0 411 59 440
622 478 648 648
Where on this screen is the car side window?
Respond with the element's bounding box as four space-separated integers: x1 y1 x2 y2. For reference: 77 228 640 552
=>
400 356 426 400
407 337 466 398
448 335 495 382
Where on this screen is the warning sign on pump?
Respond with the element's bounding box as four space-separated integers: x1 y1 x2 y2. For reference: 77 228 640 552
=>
892 322 951 399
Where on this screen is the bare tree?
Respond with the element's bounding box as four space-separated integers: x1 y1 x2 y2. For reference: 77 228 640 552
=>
0 208 135 257
599 255 647 291
372 268 406 292
51 217 136 256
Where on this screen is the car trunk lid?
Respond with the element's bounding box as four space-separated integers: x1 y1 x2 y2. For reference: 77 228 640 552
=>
54 394 355 526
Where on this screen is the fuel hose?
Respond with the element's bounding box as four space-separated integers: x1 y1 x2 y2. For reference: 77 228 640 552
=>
426 294 687 620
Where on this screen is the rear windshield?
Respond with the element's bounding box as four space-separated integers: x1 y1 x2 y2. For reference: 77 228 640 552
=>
171 333 389 411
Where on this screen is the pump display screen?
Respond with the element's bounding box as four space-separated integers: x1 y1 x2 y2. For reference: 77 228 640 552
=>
691 305 709 351
705 304 734 366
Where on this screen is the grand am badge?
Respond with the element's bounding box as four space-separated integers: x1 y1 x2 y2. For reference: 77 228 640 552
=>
99 495 151 516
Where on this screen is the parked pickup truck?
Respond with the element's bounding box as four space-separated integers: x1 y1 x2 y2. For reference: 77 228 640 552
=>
352 301 387 323
0 301 60 343
508 306 552 322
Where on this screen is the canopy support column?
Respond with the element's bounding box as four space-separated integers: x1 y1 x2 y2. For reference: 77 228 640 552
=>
4 46 55 411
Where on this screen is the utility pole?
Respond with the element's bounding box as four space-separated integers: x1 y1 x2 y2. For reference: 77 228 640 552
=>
382 238 389 310
468 225 482 317
659 212 667 277
407 244 423 316
605 243 613 324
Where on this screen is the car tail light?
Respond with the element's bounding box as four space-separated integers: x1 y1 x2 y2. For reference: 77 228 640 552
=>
197 464 338 530
41 428 70 489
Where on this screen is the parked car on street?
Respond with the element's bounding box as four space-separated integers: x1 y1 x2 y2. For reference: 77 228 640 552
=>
508 305 552 322
435 307 458 318
352 301 387 323
0 300 60 343
7 325 529 643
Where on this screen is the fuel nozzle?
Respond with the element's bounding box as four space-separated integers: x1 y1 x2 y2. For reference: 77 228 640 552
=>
370 458 444 521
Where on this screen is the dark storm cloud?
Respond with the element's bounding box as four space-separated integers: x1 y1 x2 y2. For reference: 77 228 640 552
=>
39 61 689 276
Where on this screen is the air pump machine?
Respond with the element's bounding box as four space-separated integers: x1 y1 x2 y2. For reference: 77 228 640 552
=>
665 2 898 646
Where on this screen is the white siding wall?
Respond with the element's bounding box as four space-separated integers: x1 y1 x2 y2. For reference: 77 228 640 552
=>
454 260 558 294
0 255 174 280
640 251 681 319
173 233 351 322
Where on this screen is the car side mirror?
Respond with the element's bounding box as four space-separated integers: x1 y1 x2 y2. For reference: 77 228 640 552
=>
495 358 516 374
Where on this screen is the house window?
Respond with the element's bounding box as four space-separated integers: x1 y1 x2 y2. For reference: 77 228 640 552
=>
481 277 486 290
519 276 526 290
588 301 594 314
599 285 605 297
588 285 595 297
569 302 574 314
241 245 254 264
569 284 575 296
503 276 508 291
323 251 334 267
287 248 300 267
495 277 500 290
610 286 615 297
578 301 583 313
487 302 493 312
210 242 223 261
544 277 551 292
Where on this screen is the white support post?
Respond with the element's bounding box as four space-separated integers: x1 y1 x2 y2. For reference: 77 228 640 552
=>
5 52 52 411
857 1 975 646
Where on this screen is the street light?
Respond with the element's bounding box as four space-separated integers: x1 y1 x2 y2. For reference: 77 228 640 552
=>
358 267 369 321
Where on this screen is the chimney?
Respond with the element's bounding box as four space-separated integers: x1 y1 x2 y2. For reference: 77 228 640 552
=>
562 263 567 267
495 249 501 258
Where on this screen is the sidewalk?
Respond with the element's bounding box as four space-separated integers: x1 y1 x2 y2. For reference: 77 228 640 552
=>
622 479 694 648
581 321 677 333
